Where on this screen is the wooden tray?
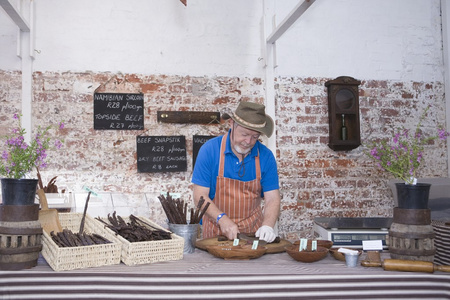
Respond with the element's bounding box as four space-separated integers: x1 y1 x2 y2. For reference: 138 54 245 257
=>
206 244 267 260
196 237 291 254
286 245 329 263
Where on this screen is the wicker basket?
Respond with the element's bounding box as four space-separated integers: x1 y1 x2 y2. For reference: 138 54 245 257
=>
98 216 184 266
41 213 122 271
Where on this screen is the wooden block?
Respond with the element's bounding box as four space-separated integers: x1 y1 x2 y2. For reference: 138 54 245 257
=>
157 111 220 124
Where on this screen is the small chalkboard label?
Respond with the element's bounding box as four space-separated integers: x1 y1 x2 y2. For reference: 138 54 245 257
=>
137 136 187 173
193 135 216 167
94 93 144 130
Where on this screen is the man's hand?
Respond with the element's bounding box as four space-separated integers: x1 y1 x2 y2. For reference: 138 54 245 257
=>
255 225 276 243
218 216 239 240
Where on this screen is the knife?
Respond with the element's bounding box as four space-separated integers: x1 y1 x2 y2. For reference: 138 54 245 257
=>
217 233 280 245
237 233 267 246
216 233 264 244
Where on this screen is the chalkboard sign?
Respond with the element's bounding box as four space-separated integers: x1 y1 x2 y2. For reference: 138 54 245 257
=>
94 93 144 130
193 135 216 167
137 136 187 173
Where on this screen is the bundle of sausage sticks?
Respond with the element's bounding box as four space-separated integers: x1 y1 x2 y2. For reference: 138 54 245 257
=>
158 193 210 224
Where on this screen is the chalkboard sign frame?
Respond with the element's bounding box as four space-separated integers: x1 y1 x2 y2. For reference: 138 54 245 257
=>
136 136 187 173
94 92 144 130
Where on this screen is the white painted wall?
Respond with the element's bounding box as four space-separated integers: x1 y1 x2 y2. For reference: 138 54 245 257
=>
1 0 265 77
0 2 21 70
0 0 444 81
273 0 444 82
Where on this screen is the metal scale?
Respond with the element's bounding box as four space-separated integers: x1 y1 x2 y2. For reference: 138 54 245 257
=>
313 217 393 249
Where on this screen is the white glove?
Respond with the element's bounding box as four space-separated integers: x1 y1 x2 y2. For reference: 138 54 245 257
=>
255 225 276 243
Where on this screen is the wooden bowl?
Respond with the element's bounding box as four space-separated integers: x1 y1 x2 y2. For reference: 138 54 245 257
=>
292 239 333 249
206 244 267 260
329 247 362 261
285 245 329 263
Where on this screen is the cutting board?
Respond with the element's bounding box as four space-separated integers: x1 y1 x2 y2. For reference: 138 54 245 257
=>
196 236 291 254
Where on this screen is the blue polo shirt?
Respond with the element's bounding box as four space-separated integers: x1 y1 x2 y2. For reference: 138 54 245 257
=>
191 130 279 201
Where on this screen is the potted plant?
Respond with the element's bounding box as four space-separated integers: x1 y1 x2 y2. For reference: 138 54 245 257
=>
0 113 64 205
364 105 449 209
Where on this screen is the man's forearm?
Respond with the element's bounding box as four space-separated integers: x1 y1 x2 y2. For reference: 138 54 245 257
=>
193 184 239 239
262 189 281 228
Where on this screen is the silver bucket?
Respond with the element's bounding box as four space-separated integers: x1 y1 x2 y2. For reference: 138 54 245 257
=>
168 223 199 254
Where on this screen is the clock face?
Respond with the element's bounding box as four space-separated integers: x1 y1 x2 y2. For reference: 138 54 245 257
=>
335 89 354 110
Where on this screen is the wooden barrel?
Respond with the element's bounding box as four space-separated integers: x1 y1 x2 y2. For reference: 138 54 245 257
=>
0 204 43 270
388 208 435 262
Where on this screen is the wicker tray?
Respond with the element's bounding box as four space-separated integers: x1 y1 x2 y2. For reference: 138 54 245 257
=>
98 216 184 266
41 213 122 271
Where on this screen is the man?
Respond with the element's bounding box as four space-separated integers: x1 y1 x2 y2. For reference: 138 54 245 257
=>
191 101 281 243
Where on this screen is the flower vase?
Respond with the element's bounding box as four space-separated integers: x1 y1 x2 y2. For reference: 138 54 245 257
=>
395 182 431 209
1 178 39 206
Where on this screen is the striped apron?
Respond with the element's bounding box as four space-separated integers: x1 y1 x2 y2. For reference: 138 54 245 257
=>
202 134 263 238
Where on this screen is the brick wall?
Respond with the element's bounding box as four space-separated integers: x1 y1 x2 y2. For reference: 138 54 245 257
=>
0 70 447 238
276 76 447 239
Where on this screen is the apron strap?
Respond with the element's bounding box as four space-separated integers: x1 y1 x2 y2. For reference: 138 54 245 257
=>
218 134 228 178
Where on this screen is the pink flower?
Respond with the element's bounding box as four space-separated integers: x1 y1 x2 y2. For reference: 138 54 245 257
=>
439 128 449 140
364 104 449 185
0 113 64 179
393 134 400 143
54 140 63 149
1 151 8 161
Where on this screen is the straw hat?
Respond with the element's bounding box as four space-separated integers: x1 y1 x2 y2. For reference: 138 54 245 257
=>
222 102 274 138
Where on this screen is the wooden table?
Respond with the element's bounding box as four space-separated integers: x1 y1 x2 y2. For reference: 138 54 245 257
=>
1 249 449 299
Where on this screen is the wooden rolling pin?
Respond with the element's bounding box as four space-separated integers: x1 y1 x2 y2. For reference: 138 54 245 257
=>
361 259 450 273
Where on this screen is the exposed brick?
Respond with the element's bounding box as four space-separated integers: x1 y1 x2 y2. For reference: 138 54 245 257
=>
380 108 400 117
304 159 331 168
213 96 232 105
401 92 414 99
141 83 163 93
296 149 307 159
333 159 356 168
297 115 316 124
364 80 388 89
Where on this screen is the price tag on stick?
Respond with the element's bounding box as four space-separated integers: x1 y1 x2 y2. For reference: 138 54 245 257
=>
82 185 100 198
252 240 259 250
299 238 307 251
312 240 317 251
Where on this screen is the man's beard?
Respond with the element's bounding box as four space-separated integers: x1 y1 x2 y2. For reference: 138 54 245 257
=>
231 125 251 156
234 144 251 155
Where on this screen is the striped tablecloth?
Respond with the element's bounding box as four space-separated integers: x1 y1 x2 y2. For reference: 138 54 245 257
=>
1 250 449 299
433 220 450 266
